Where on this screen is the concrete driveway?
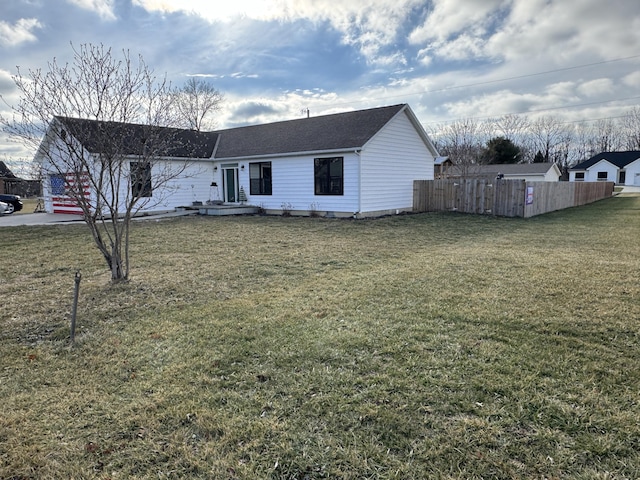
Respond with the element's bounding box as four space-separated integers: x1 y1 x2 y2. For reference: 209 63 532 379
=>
0 210 197 227
0 212 84 227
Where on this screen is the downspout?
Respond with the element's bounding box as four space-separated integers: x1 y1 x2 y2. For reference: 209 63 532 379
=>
355 149 362 218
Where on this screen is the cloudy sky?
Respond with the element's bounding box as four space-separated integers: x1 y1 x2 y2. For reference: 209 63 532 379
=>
1 0 639 174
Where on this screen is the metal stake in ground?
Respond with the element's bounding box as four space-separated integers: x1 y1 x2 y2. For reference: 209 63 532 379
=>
70 271 81 343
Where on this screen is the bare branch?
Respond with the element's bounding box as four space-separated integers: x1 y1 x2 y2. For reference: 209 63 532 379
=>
0 43 205 282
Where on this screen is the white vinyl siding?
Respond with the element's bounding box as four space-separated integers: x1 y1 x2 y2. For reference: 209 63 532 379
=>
235 153 359 214
359 111 434 213
570 171 586 182
624 159 640 186
584 160 619 183
113 160 214 214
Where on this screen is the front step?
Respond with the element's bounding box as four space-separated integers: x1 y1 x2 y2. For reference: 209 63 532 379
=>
198 204 259 216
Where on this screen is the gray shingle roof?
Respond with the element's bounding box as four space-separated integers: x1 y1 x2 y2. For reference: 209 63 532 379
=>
53 104 410 160
55 116 219 158
570 151 640 170
212 104 407 159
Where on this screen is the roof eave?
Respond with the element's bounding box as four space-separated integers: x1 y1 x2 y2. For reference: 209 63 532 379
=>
214 147 363 162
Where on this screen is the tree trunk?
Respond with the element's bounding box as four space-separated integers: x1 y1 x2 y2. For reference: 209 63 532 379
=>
110 245 127 283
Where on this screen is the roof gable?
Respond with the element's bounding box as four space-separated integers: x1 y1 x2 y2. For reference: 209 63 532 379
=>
212 104 408 159
571 151 640 170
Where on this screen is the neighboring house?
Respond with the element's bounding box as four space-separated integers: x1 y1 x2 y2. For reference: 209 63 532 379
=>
434 156 453 178
444 162 562 182
37 104 438 217
569 151 640 185
1 178 41 197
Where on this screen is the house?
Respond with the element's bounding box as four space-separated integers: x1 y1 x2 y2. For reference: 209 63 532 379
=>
569 151 640 185
37 117 219 214
443 162 562 182
434 156 453 178
37 104 438 217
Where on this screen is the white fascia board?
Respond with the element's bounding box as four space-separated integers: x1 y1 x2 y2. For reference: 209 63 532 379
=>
402 105 440 158
213 147 362 162
587 159 617 170
123 155 213 162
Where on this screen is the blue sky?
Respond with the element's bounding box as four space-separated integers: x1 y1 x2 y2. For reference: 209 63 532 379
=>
1 0 640 174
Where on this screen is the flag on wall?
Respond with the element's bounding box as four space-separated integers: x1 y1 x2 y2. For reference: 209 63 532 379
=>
50 172 90 214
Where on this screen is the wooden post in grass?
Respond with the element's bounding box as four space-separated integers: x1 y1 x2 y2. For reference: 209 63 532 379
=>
70 271 81 343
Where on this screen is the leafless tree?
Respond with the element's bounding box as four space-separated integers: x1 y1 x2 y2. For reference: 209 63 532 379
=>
528 116 570 165
432 118 490 177
492 114 532 162
172 77 224 131
573 122 596 164
592 118 623 153
0 43 200 282
553 127 576 178
621 106 640 150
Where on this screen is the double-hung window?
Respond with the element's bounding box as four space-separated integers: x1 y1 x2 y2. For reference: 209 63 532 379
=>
314 157 343 195
131 162 152 197
249 162 272 195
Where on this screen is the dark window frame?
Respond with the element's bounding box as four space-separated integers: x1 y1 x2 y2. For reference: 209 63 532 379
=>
575 172 585 180
249 161 272 195
314 157 344 196
131 161 153 198
597 171 608 181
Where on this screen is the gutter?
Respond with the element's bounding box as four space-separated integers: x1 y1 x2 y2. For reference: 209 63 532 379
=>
214 147 363 162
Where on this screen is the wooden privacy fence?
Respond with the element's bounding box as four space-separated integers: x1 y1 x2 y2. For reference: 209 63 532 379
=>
413 179 614 218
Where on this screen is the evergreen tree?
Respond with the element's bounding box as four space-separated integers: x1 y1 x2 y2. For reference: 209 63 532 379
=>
532 150 546 163
483 137 522 164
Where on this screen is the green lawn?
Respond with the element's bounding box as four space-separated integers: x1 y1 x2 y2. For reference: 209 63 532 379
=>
1 197 639 479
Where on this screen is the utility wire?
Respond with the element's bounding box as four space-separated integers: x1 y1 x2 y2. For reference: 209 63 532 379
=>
319 53 640 109
422 95 640 126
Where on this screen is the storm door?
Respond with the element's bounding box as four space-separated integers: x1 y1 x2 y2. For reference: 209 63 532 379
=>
222 165 239 203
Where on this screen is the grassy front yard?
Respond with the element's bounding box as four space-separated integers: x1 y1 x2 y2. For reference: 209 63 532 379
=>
1 197 639 479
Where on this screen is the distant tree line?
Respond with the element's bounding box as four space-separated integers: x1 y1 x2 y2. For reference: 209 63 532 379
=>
428 107 640 178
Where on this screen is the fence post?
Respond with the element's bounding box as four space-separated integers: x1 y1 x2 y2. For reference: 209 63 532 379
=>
70 271 81 343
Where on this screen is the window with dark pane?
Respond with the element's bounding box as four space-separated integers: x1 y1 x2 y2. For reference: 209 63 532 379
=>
131 162 152 197
314 157 343 195
249 162 272 195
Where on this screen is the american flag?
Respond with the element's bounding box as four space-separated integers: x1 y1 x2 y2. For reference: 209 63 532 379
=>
51 172 91 215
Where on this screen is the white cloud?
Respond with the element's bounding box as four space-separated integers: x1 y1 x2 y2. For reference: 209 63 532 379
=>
408 0 640 68
67 0 116 20
0 69 15 91
441 90 540 121
132 0 422 66
132 0 276 21
622 71 640 88
487 0 640 62
409 0 505 45
434 34 487 61
577 79 614 98
0 18 42 47
545 81 578 99
416 48 433 67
